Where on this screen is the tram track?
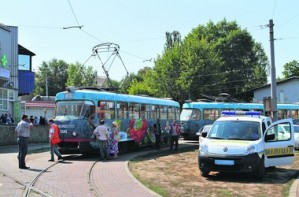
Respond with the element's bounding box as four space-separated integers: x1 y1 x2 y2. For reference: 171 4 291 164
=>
88 159 102 197
23 155 81 197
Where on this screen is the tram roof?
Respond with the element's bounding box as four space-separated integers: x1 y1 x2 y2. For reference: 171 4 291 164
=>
55 89 180 107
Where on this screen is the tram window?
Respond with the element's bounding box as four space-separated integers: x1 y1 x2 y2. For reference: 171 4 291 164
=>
168 106 175 120
292 110 299 119
140 104 147 119
278 110 288 119
116 102 128 119
175 108 180 120
98 101 115 119
160 106 167 120
129 103 140 119
81 101 95 119
191 109 200 120
140 104 150 119
151 105 159 119
203 109 218 120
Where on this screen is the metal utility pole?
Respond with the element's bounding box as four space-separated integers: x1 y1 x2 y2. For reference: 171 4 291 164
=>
269 19 278 121
45 73 48 97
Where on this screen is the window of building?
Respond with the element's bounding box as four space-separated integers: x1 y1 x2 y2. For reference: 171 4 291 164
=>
18 55 30 71
0 88 8 110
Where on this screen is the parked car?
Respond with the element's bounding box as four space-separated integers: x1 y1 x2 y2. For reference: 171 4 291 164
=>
294 125 299 150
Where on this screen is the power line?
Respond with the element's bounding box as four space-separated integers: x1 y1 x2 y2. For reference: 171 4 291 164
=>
67 0 80 26
271 0 277 20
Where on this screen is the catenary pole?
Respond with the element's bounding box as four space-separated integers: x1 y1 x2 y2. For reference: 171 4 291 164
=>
269 19 278 121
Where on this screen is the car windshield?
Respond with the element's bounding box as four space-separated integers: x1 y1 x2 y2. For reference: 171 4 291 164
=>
203 125 212 132
207 120 260 140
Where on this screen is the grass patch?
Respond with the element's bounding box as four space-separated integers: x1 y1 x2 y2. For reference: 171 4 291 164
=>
131 171 168 196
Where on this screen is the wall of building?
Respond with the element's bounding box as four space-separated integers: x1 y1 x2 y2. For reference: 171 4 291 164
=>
254 79 299 103
0 125 49 146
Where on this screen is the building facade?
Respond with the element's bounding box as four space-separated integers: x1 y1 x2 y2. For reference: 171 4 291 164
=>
253 77 299 104
0 24 35 123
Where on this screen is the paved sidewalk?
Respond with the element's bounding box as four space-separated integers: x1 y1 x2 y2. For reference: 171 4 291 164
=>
0 141 197 197
1 142 297 197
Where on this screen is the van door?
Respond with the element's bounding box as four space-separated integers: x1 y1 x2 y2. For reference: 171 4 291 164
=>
264 118 295 167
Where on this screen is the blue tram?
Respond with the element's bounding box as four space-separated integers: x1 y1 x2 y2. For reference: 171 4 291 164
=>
53 87 180 153
180 102 299 140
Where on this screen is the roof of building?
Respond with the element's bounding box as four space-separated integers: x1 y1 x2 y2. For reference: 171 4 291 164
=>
253 76 299 91
18 44 36 56
25 101 55 108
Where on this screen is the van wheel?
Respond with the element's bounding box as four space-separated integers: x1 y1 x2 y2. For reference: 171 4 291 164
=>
201 170 210 177
255 159 265 180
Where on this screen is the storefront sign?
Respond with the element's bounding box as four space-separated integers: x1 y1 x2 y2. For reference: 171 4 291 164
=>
1 54 7 67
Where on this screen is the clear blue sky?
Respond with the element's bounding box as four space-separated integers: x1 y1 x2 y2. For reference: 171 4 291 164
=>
1 0 299 81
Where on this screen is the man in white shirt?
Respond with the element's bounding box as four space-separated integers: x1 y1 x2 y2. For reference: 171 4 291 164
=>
93 119 110 160
15 114 33 169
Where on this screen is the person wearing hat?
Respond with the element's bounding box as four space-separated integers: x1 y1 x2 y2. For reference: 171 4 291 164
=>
109 121 119 159
15 114 33 169
93 119 110 160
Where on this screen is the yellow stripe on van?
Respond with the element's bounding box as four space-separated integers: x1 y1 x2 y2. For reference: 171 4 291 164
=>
209 140 251 145
265 147 294 157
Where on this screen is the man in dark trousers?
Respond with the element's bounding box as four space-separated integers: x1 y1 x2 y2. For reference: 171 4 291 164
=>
15 114 33 169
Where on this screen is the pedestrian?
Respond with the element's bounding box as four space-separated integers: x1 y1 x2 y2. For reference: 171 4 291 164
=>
93 119 110 160
154 119 162 149
5 114 12 124
48 119 63 162
1 113 6 124
15 114 33 169
110 121 119 159
170 120 179 151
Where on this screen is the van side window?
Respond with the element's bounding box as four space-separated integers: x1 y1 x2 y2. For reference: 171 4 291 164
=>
262 122 266 134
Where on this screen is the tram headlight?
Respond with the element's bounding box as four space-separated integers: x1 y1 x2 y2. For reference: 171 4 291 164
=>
72 131 78 137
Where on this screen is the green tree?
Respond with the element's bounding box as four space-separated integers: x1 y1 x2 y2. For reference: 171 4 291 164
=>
127 67 155 95
145 19 268 103
282 60 299 78
66 62 97 87
34 59 68 96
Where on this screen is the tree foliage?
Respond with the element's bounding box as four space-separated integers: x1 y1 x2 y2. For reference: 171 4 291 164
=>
282 60 299 78
34 59 68 96
34 59 98 96
66 62 97 87
132 19 269 104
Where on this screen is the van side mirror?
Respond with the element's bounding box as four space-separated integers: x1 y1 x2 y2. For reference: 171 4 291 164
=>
265 133 275 141
202 132 207 138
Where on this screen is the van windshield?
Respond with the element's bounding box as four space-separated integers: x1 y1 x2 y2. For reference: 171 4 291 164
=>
208 120 260 140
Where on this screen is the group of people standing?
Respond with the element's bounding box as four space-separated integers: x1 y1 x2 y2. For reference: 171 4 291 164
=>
153 119 181 151
92 119 119 160
15 114 63 169
14 114 180 169
0 113 14 124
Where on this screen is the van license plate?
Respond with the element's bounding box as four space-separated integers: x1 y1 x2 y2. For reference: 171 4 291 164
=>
215 160 234 165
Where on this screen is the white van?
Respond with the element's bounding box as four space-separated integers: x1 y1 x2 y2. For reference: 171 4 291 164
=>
198 111 295 179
